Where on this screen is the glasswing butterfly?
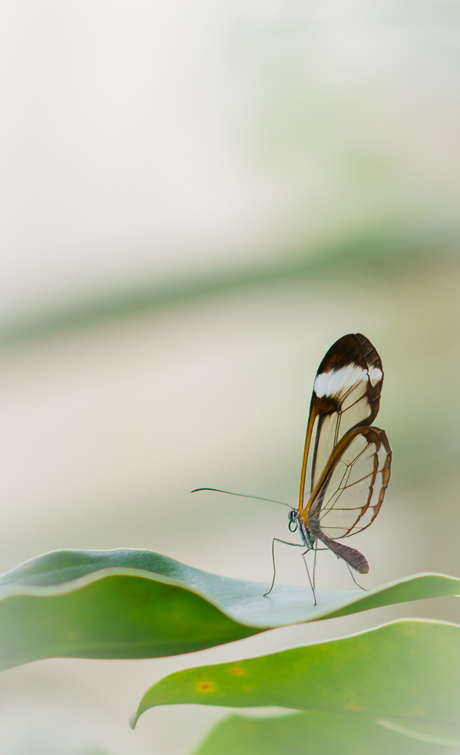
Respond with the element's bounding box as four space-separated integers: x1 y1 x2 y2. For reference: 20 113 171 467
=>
194 333 392 604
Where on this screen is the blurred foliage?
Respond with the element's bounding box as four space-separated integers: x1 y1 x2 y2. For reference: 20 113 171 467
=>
193 711 457 755
1 221 457 348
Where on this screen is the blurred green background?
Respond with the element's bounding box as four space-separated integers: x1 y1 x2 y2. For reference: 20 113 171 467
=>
1 1 460 753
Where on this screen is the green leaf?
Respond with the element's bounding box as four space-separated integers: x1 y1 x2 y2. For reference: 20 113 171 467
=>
131 619 460 743
0 548 458 670
193 711 459 755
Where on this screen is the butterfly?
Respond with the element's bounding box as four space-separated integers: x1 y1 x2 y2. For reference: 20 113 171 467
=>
193 333 392 602
276 332 392 598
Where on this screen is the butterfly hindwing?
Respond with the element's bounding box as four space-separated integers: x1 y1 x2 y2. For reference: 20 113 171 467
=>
307 425 391 539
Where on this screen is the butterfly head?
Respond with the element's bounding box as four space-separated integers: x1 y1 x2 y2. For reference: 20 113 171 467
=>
289 509 316 550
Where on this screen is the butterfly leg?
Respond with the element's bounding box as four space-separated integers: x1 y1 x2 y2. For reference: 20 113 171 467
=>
301 550 317 606
312 541 318 590
311 542 331 589
263 538 304 597
345 561 369 592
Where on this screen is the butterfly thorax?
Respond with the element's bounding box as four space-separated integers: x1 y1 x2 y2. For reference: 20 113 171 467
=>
288 509 315 551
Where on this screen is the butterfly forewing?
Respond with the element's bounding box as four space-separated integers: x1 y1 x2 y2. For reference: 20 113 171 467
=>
299 333 384 514
307 426 391 540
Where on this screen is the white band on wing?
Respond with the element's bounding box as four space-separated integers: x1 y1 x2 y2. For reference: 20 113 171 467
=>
314 365 383 398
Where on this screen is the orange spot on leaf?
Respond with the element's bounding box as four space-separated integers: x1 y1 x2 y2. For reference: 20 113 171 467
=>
345 699 362 712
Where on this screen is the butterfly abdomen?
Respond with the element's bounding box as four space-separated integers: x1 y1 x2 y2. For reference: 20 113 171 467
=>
309 518 369 574
327 540 369 575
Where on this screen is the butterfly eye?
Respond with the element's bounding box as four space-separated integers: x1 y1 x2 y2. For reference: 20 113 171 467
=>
288 510 298 532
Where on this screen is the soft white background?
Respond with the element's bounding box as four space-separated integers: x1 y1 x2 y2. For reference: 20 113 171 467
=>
1 1 460 753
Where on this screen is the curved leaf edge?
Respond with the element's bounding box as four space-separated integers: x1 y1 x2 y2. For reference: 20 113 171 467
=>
0 548 458 630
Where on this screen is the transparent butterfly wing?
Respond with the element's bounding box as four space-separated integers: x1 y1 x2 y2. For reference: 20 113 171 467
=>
305 425 392 540
299 333 384 516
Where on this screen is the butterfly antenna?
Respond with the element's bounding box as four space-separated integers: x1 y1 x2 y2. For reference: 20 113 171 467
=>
345 562 369 592
191 488 292 508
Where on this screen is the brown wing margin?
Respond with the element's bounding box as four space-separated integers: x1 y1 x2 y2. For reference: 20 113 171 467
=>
298 333 384 515
303 424 392 537
302 425 391 573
